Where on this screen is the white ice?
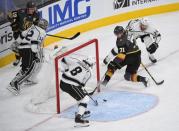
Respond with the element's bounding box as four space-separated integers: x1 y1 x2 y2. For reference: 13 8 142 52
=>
0 11 179 131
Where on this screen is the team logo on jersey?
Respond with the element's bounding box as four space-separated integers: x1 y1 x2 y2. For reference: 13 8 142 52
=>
113 0 130 9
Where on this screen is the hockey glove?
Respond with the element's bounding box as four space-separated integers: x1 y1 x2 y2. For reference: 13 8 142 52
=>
112 53 125 69
147 42 159 54
10 41 19 52
80 83 85 87
103 56 111 65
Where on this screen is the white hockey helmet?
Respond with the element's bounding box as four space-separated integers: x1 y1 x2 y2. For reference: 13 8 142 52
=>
140 17 149 26
38 19 48 30
82 57 95 69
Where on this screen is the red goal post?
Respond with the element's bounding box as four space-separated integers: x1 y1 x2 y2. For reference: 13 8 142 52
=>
54 39 100 114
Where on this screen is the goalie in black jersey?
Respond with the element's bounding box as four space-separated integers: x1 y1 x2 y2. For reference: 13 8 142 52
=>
60 57 94 125
102 26 149 87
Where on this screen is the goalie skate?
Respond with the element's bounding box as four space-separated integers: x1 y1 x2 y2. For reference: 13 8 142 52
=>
7 82 20 95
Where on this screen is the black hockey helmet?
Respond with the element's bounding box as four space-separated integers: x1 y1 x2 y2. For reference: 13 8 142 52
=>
26 1 36 8
26 1 37 14
114 26 124 35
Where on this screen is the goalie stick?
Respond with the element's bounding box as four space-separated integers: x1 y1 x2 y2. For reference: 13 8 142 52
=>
47 32 80 40
141 62 164 85
0 48 10 54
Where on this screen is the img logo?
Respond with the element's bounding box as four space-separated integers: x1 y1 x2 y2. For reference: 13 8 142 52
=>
39 0 91 32
113 0 130 9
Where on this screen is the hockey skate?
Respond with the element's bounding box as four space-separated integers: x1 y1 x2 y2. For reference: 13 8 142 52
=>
74 114 89 127
7 81 20 95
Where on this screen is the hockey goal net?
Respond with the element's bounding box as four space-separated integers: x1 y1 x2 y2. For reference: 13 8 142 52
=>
55 38 100 113
25 38 100 114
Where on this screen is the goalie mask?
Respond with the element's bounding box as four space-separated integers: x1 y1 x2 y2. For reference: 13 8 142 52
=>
38 19 48 30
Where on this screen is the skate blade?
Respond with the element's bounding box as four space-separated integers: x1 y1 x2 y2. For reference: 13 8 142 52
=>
74 123 89 128
7 87 20 96
82 114 90 119
23 82 37 86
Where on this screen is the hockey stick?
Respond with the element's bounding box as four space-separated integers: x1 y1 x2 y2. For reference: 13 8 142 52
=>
88 86 98 96
46 32 80 40
89 74 106 96
0 48 10 54
141 62 164 85
83 89 98 106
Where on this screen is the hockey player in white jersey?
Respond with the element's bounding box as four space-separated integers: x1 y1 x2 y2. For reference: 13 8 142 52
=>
60 56 94 125
126 18 161 63
7 19 48 95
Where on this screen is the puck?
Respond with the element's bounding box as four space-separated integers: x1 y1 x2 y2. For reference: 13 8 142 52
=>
103 99 107 102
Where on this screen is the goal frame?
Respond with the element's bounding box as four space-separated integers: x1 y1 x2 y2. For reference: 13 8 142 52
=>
54 38 100 114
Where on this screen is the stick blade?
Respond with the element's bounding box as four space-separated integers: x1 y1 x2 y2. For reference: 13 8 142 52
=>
156 80 164 85
70 32 80 40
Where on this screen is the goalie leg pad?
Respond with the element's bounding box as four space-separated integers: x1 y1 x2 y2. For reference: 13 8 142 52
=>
11 60 38 86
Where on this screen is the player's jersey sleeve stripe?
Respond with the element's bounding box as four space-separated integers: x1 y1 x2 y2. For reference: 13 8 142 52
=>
31 40 39 45
62 74 82 86
111 48 118 56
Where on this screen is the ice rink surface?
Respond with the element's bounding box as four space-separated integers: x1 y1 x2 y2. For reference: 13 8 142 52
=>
0 11 179 131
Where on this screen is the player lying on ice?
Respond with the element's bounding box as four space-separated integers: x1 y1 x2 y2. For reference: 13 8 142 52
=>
102 25 149 87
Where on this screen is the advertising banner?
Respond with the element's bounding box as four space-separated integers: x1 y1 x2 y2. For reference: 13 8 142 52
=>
0 0 178 63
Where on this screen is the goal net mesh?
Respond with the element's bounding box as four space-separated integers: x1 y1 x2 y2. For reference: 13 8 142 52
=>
25 39 100 114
